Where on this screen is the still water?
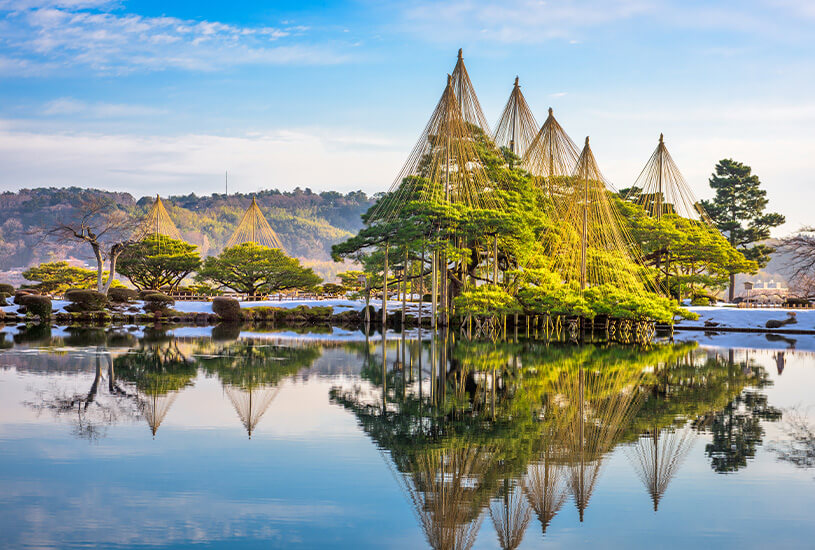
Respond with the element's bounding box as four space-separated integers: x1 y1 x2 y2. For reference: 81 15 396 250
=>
0 324 813 549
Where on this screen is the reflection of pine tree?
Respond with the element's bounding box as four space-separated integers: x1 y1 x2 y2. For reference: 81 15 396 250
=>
704 390 782 473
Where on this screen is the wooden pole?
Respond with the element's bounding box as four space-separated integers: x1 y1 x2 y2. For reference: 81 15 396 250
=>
419 247 425 327
580 137 589 291
402 248 408 327
382 241 389 328
431 248 438 329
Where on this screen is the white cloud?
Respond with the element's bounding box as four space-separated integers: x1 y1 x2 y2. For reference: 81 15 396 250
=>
0 3 351 75
42 97 167 117
0 122 404 199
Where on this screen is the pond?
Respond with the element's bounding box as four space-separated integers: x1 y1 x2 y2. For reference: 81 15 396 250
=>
0 325 813 549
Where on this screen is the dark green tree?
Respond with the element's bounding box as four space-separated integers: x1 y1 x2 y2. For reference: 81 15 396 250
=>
116 234 201 291
700 159 785 301
197 242 321 294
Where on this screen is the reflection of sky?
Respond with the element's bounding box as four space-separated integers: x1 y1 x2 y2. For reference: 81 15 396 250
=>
0 335 814 549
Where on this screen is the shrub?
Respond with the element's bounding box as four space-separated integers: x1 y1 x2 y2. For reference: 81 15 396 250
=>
212 297 242 322
0 283 14 294
142 292 175 314
108 288 139 303
18 295 52 319
64 289 108 312
14 290 38 304
690 296 710 306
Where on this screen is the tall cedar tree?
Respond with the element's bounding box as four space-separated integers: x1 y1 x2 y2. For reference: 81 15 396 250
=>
700 159 784 301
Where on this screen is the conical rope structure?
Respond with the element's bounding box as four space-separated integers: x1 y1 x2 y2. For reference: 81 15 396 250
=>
141 195 183 241
369 73 504 223
493 77 538 158
546 137 653 292
552 364 646 522
627 424 694 511
451 48 492 135
627 134 711 223
522 108 581 189
226 197 284 250
489 481 532 550
225 384 281 438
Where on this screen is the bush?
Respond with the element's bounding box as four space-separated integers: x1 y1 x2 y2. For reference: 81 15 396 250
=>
14 290 38 304
0 292 9 307
0 283 14 294
64 289 108 312
18 295 52 319
108 287 139 303
212 297 242 322
143 292 175 314
690 296 710 306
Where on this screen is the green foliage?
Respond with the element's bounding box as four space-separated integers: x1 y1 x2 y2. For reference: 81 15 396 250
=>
212 297 242 322
108 287 139 303
64 289 108 312
620 200 757 299
22 261 120 294
455 285 522 317
197 242 322 294
337 270 366 290
142 292 175 313
0 283 14 294
517 267 695 323
701 159 785 268
18 294 52 318
116 234 201 291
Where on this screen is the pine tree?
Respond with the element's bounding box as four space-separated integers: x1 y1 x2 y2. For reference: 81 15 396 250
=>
700 159 785 301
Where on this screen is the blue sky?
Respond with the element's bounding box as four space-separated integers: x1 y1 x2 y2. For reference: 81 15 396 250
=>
0 0 813 234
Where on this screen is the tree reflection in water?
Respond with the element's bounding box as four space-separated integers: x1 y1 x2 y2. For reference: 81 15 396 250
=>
331 334 782 548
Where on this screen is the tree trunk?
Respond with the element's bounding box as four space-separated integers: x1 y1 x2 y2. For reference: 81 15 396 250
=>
103 250 122 295
729 272 736 302
93 244 104 293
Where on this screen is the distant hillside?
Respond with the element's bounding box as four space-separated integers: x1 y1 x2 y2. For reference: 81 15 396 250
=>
0 187 376 280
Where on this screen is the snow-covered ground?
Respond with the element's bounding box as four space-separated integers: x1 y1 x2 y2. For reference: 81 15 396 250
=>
678 306 815 331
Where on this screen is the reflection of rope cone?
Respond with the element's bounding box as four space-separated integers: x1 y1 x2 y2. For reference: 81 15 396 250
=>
489 483 531 550
141 390 178 437
225 385 280 438
553 365 646 522
523 455 568 536
400 445 492 550
226 197 284 250
627 425 694 511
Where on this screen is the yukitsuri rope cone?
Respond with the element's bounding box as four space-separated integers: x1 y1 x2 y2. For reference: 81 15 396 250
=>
226 197 284 250
142 390 178 437
493 77 539 158
141 195 183 241
451 48 492 134
627 134 711 223
546 136 653 293
369 72 503 223
522 107 581 187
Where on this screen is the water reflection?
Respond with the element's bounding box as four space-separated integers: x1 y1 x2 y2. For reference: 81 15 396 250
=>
331 335 783 548
1 324 806 549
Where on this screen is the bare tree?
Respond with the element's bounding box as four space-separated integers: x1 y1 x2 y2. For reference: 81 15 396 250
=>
777 227 815 299
40 198 145 294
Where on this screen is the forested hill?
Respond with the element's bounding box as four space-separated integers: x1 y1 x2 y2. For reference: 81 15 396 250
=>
0 187 376 277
